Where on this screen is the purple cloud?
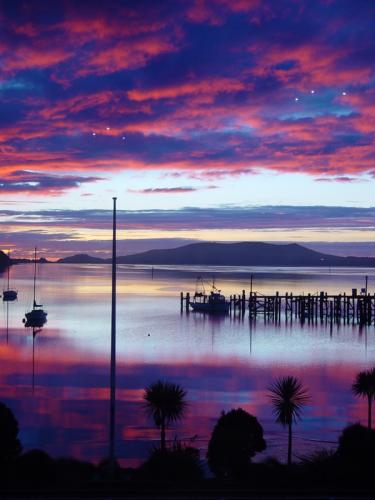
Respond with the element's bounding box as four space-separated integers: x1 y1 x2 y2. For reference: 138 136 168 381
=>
0 170 102 194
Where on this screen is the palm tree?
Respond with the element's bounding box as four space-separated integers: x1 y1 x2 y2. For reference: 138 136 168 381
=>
268 376 309 465
352 368 375 430
143 380 187 451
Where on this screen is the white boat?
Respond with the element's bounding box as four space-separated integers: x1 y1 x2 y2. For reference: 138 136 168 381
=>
23 248 47 328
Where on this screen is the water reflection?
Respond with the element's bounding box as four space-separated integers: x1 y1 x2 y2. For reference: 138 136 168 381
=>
1 264 18 343
0 264 374 466
30 327 44 393
4 301 10 343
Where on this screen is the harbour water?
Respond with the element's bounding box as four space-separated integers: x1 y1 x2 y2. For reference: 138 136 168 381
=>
1 263 375 467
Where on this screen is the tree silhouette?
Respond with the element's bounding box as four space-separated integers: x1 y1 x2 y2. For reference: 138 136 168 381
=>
207 408 266 478
268 376 309 466
143 380 187 451
0 402 22 463
337 423 375 465
352 368 375 430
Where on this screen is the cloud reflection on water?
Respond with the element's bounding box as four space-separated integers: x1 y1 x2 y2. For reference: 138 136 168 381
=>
0 264 374 466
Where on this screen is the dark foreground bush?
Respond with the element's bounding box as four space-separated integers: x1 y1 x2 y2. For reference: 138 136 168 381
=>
14 449 55 488
2 450 97 490
54 457 96 486
97 457 133 480
137 443 204 481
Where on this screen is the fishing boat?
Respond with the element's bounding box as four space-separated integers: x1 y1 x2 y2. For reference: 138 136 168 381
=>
23 248 47 328
190 278 230 314
2 251 18 302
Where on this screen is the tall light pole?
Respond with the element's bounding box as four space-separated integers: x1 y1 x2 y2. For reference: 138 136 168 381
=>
109 197 117 465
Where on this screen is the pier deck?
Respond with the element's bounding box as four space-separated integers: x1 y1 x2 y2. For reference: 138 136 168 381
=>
180 290 375 325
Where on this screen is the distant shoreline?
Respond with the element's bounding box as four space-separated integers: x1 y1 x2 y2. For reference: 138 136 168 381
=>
5 241 375 268
41 242 375 268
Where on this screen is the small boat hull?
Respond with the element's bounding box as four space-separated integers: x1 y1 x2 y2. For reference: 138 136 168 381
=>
2 290 18 302
190 301 230 315
24 309 48 328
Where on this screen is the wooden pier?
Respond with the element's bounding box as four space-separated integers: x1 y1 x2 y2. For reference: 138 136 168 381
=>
180 290 375 325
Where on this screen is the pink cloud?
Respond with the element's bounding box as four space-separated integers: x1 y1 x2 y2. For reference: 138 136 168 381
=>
249 42 373 90
3 45 72 72
128 78 247 101
78 34 179 76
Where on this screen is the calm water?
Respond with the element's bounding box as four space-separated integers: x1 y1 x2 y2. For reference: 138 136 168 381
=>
1 263 375 467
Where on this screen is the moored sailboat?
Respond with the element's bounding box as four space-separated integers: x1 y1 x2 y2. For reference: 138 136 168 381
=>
23 248 47 328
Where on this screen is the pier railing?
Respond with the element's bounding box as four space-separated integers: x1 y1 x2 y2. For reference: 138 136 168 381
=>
180 290 375 325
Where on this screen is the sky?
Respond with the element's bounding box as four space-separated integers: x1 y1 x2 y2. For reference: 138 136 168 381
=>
1 0 375 258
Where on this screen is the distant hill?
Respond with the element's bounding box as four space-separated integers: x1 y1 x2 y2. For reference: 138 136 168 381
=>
58 253 107 264
0 250 10 270
57 242 375 267
118 242 375 266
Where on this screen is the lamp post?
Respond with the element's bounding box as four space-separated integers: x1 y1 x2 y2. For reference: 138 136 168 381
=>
109 197 117 466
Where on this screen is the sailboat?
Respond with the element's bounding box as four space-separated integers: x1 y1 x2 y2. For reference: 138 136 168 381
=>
23 248 47 328
2 251 18 302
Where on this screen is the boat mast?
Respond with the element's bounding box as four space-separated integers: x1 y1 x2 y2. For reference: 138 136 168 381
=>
6 302 9 344
33 247 37 308
109 197 117 465
7 253 10 291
